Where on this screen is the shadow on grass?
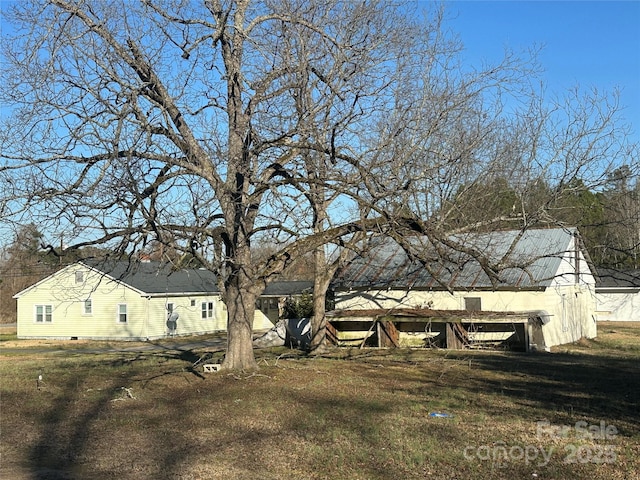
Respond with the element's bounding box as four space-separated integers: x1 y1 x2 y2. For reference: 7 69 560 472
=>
340 344 640 436
314 344 639 437
27 359 134 479
417 349 639 437
18 341 639 479
24 346 223 480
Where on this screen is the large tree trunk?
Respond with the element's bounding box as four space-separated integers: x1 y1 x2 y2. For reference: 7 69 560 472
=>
217 2 259 371
221 277 258 371
309 247 333 352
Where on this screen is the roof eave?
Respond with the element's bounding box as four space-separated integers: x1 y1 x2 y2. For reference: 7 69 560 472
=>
333 285 548 293
145 291 220 298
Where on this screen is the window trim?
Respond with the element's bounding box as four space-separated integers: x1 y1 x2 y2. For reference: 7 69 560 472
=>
34 304 53 323
117 303 128 323
83 298 93 316
201 301 214 319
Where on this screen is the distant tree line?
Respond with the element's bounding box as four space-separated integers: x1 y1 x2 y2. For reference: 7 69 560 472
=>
442 166 639 269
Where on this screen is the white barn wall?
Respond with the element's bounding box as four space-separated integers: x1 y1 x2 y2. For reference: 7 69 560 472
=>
596 291 640 321
335 284 596 348
544 241 598 343
550 235 595 288
332 228 597 349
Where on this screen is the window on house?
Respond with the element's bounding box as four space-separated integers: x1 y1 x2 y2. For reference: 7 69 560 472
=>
190 299 196 307
35 305 53 323
117 304 128 323
464 297 482 311
75 271 84 284
201 301 214 319
83 299 92 315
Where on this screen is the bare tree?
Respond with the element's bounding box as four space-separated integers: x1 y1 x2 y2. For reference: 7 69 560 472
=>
1 1 636 368
0 0 447 368
0 225 60 323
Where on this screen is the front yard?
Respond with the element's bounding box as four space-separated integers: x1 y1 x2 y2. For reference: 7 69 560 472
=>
1 322 638 479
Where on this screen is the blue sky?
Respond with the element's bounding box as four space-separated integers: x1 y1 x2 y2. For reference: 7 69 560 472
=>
444 0 640 144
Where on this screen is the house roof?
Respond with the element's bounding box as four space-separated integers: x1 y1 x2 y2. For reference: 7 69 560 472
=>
82 260 313 297
83 260 220 295
596 268 640 289
333 227 585 291
263 280 313 296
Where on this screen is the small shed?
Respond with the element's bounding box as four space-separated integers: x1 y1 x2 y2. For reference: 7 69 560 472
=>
595 268 640 321
332 228 597 350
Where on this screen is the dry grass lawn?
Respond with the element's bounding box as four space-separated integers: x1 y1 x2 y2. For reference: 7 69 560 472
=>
1 322 638 479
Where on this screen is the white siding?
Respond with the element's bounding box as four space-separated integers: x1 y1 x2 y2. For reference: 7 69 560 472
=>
16 264 227 340
16 264 148 339
335 283 597 349
143 296 227 339
596 290 640 321
550 236 596 289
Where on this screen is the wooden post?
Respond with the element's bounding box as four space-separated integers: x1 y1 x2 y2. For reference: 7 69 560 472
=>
377 320 399 348
446 322 464 349
359 319 378 349
326 321 339 346
446 323 455 349
378 320 400 348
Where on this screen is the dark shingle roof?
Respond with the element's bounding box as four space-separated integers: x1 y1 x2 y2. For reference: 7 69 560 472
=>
334 228 582 291
596 268 640 289
263 281 313 296
84 260 219 294
83 260 313 296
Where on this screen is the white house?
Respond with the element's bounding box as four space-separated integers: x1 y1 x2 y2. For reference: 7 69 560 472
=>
14 260 290 341
332 227 597 350
595 268 640 321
